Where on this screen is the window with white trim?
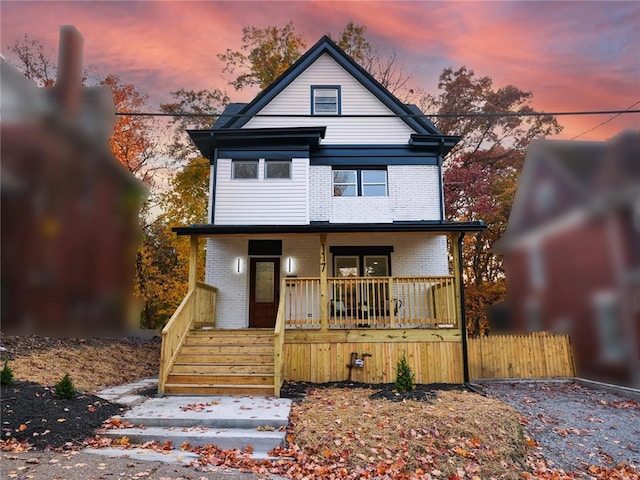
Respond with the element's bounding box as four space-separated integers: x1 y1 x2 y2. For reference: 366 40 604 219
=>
265 160 291 179
232 160 258 179
312 86 340 115
333 168 387 196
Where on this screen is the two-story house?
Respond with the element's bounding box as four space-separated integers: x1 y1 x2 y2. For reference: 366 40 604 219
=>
496 131 640 388
159 36 485 395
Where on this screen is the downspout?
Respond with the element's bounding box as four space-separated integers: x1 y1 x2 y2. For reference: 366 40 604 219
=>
457 231 484 395
209 135 217 224
438 140 445 221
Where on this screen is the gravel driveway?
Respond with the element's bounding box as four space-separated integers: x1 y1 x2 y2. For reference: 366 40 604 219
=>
482 380 640 474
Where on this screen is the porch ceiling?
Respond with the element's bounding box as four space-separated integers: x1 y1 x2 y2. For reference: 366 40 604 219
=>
172 220 486 236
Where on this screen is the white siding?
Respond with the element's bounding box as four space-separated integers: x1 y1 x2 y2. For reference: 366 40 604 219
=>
243 54 415 144
205 234 449 328
215 158 309 225
204 233 448 325
309 166 332 222
205 238 249 329
388 165 442 221
326 233 449 277
309 165 442 223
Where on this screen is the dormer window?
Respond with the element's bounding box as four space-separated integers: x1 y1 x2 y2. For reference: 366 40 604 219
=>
312 86 340 115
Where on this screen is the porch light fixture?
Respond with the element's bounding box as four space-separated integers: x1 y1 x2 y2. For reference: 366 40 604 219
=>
236 257 241 274
287 257 293 274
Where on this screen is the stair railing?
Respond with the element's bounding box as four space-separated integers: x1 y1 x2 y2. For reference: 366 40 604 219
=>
158 282 219 395
158 288 196 394
273 277 287 396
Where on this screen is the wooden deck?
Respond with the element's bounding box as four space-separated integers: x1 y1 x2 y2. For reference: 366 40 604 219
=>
158 277 574 395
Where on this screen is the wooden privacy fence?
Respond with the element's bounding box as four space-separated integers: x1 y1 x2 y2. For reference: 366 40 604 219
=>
468 332 575 380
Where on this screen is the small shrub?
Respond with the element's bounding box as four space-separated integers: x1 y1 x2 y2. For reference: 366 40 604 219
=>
395 353 415 393
55 373 77 399
1 359 14 386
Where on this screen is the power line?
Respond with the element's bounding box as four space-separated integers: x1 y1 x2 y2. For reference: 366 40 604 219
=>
115 109 640 119
570 100 640 140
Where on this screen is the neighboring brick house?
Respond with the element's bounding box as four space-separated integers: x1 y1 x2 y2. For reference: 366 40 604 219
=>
1 26 144 336
159 36 485 395
497 131 640 387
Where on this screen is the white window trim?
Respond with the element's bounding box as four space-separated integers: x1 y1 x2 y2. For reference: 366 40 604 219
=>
311 85 340 115
264 160 292 180
232 160 259 180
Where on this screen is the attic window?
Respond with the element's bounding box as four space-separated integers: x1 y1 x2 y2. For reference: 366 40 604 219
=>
312 86 340 115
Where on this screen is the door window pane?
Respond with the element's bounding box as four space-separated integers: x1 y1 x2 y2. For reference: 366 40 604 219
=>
255 261 275 303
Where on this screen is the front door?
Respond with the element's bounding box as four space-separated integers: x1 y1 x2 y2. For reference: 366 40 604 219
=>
249 258 280 328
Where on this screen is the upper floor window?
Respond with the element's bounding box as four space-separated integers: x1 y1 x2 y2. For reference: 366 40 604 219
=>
333 168 387 197
233 160 258 179
265 160 291 179
312 86 340 115
232 159 292 180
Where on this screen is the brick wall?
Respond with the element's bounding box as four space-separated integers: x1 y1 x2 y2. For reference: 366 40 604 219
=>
309 165 442 223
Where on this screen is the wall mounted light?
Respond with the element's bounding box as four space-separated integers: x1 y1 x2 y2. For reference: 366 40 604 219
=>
236 257 241 274
287 257 292 274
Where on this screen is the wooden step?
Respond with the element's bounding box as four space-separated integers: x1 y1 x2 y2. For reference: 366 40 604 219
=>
164 328 277 396
163 383 275 396
174 353 274 364
189 328 272 336
166 373 274 386
171 363 274 375
178 344 274 355
184 335 274 345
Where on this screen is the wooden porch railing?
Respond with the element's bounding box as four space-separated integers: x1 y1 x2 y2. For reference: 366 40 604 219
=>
158 282 218 394
284 276 457 329
273 278 287 396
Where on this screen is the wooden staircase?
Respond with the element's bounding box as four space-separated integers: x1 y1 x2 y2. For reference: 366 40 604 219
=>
163 329 276 396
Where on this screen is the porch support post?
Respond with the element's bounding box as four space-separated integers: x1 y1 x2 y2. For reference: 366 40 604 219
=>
451 232 470 384
319 233 328 331
188 235 198 291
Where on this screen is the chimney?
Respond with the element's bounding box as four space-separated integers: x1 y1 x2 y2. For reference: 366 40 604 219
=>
54 25 84 117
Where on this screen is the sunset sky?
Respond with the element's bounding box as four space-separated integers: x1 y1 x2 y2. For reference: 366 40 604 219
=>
1 1 638 141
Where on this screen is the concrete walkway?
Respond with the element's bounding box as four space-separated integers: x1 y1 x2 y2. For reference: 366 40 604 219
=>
2 378 291 479
2 450 287 480
87 377 292 464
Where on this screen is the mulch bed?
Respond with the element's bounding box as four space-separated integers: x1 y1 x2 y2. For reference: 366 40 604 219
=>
1 381 125 449
280 380 469 402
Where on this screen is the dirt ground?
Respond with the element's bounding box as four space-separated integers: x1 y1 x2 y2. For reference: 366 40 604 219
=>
2 335 639 479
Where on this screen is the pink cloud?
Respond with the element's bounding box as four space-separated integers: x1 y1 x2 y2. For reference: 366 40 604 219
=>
1 1 637 141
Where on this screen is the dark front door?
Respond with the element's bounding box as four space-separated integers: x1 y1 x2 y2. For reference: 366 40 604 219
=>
249 258 280 328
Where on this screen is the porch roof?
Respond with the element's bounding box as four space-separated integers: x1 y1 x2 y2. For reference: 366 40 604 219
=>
172 220 486 236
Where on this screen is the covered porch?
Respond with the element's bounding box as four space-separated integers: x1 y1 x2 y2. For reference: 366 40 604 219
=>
158 222 485 395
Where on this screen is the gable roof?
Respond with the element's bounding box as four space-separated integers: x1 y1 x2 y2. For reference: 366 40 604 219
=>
218 35 441 136
497 131 640 249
